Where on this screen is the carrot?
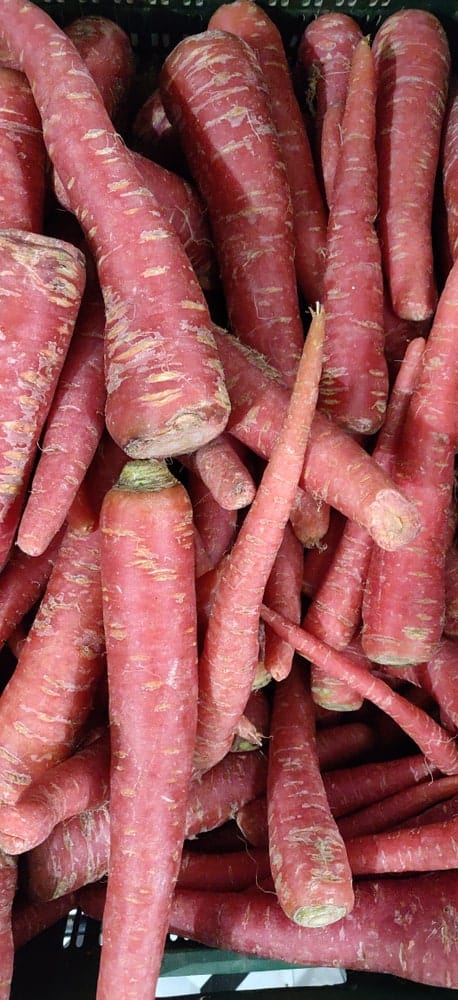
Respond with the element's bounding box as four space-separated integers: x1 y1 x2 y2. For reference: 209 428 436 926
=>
302 510 346 599
160 29 305 386
362 260 458 666
260 606 458 775
315 721 377 772
373 9 450 320
319 38 387 435
346 815 458 876
0 852 16 1000
288 485 330 549
323 753 439 819
64 15 135 125
213 328 421 551
178 845 270 892
17 256 106 557
421 637 458 733
338 773 458 840
12 892 76 951
0 66 45 231
0 0 230 459
442 75 458 262
383 291 431 380
0 526 105 804
0 527 64 648
180 434 256 511
98 458 198 1000
26 802 110 901
0 731 110 854
185 749 267 839
263 521 303 682
170 872 458 988
235 796 267 848
268 662 354 926
66 431 127 537
445 537 458 638
194 308 325 773
295 13 363 206
187 472 237 569
304 336 426 652
309 638 367 714
231 689 270 752
208 0 327 305
0 230 85 568
396 792 458 831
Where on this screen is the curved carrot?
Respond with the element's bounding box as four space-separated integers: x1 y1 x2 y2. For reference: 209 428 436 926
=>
98 459 198 1000
0 0 230 459
194 308 325 773
0 66 45 231
209 0 327 305
181 433 256 511
373 9 450 320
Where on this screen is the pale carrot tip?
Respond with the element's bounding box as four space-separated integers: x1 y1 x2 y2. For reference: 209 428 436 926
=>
291 902 350 927
115 458 178 493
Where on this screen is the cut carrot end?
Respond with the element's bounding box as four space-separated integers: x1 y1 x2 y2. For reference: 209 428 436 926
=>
292 903 349 928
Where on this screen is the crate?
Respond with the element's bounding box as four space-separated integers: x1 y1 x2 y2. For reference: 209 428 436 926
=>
8 0 458 996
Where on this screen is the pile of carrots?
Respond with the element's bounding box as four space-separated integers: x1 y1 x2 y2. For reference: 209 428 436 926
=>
0 0 457 996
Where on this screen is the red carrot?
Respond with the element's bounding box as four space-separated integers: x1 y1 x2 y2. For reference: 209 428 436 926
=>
383 291 431 380
304 336 425 652
65 15 134 124
396 792 458 831
170 872 458 988
288 486 330 548
315 721 377 772
362 260 458 666
0 230 85 567
0 731 110 854
236 796 267 848
0 66 45 231
178 845 270 892
0 0 230 459
373 10 450 320
208 0 327 305
231 689 270 752
66 431 127 537
0 852 16 1000
181 434 256 511
194 308 325 773
324 752 439 819
160 29 305 386
98 459 198 1000
263 521 303 682
268 663 354 926
442 75 458 262
187 472 237 569
0 526 105 804
302 510 346 599
338 773 458 840
0 527 64 648
17 258 106 557
213 328 421 551
346 815 458 876
185 750 267 839
12 892 76 951
260 605 458 775
296 13 363 206
319 38 387 434
309 638 367 714
421 637 458 733
445 537 458 638
26 802 110 901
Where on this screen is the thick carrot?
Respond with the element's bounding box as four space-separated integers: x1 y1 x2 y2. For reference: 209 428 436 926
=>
338 773 458 840
263 521 303 682
304 336 426 652
0 527 63 648
187 472 237 570
0 66 45 231
0 0 230 459
289 486 330 549
346 816 458 876
194 308 325 773
268 662 354 926
98 459 198 1000
0 526 105 804
213 328 421 551
0 731 110 854
185 750 267 839
260 605 458 775
319 38 387 434
0 230 85 566
178 845 270 892
170 872 458 988
296 13 363 206
181 434 256 511
362 260 458 666
0 852 16 1000
26 801 110 901
208 0 327 305
17 257 106 557
373 9 450 320
324 753 440 819
160 29 305 386
64 15 135 125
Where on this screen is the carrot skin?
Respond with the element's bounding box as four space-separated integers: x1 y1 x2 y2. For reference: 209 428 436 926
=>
0 66 45 232
0 527 105 804
64 15 135 124
170 873 458 988
208 0 327 305
319 38 388 434
194 309 324 773
185 750 267 839
421 637 458 733
346 816 458 876
0 0 230 459
177 846 270 892
442 75 458 261
268 663 354 926
98 459 198 1000
0 528 64 647
324 753 440 819
160 30 305 386
0 852 16 1000
263 521 303 682
373 10 450 320
17 262 106 557
12 892 76 951
338 773 458 840
444 538 458 638
315 722 377 772
26 802 110 901
187 472 237 569
66 431 127 537
260 605 458 775
181 434 256 511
